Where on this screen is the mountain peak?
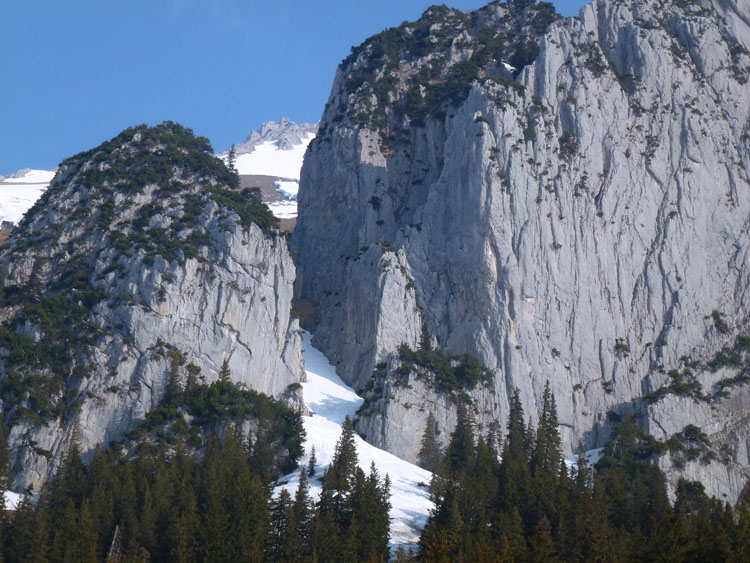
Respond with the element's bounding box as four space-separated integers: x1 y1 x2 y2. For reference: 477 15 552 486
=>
231 118 318 155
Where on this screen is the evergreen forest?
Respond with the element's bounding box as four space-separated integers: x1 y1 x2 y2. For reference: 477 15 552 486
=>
0 416 391 562
3 380 750 560
417 383 750 562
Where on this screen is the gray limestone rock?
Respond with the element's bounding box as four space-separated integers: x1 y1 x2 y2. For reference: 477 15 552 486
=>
224 118 318 157
0 124 304 492
293 0 750 501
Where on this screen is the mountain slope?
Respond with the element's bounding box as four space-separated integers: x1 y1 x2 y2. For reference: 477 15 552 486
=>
292 0 750 501
0 169 55 225
0 122 304 492
275 332 433 549
217 118 317 223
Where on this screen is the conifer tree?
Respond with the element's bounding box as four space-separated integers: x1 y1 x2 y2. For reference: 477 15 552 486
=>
497 507 528 561
307 445 317 477
227 145 237 173
293 467 313 558
0 419 10 562
4 495 36 562
267 489 292 563
732 489 750 562
531 515 559 562
170 488 199 563
419 322 432 352
534 381 562 477
447 402 474 474
498 388 533 521
218 359 231 383
417 411 441 472
324 415 358 496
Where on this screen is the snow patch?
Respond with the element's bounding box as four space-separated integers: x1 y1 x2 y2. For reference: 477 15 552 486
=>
228 133 313 179
0 169 54 224
268 201 297 219
4 491 22 511
274 180 299 200
564 447 604 472
1 169 55 183
275 332 433 549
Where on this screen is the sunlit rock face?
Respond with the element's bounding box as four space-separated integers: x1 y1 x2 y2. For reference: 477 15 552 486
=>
292 0 750 501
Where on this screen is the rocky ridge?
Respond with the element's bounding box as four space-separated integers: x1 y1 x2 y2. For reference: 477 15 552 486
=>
292 0 750 501
0 122 304 492
224 117 318 157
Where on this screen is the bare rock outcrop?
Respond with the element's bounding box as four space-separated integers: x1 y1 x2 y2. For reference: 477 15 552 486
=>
292 0 750 501
0 123 304 492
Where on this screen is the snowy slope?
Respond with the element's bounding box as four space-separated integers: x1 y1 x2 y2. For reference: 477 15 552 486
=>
275 332 433 549
0 169 54 224
218 119 316 220
232 134 313 179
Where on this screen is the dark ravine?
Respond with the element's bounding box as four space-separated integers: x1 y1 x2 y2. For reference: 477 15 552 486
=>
292 0 750 501
0 123 304 492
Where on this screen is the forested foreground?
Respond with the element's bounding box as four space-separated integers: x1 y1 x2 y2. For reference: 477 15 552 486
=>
0 418 390 562
417 383 750 562
3 383 750 561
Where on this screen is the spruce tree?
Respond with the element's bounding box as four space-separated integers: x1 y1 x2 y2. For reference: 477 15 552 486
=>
732 490 750 562
227 144 237 173
417 411 441 472
534 381 562 477
293 468 313 558
531 515 559 562
267 489 292 563
498 389 533 521
419 322 432 352
170 488 199 562
307 445 317 477
324 415 358 495
447 402 474 474
218 359 231 383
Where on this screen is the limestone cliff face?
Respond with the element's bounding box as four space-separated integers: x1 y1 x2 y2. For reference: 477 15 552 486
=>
0 123 303 491
292 0 750 500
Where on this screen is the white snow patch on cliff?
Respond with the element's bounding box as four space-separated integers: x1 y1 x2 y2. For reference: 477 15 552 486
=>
275 331 433 550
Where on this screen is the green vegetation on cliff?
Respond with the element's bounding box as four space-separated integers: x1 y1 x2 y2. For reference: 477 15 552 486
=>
0 122 279 427
340 2 560 132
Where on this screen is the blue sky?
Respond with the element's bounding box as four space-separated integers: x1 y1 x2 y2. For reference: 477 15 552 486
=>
0 0 588 174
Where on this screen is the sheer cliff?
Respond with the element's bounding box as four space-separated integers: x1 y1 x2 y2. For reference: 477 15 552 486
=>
0 123 304 491
292 0 750 500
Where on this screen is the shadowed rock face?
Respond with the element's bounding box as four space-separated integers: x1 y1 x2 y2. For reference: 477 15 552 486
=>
292 0 750 501
0 123 304 492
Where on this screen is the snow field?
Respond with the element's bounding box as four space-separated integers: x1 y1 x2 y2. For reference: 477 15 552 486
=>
267 201 297 219
231 134 313 179
1 169 55 184
0 169 55 224
275 332 434 548
274 180 299 200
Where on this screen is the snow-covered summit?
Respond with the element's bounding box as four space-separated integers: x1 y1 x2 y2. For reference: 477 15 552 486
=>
218 118 316 180
218 118 317 221
232 117 317 156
